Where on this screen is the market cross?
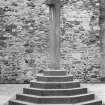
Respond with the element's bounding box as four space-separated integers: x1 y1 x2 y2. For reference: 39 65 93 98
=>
8 1 103 105
46 0 61 70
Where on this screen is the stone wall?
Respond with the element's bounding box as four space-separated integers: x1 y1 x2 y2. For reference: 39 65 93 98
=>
0 0 101 83
99 0 105 82
60 0 100 83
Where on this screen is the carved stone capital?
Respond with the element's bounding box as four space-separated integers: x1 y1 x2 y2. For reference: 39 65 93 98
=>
45 0 56 6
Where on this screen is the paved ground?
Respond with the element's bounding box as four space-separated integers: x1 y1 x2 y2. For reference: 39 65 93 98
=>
0 84 29 105
81 84 105 104
0 84 105 105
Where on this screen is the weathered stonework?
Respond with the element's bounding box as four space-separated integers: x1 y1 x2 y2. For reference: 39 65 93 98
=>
0 0 101 83
60 0 100 82
99 0 105 81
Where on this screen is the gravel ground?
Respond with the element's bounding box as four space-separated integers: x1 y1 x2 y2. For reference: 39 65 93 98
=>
0 84 105 105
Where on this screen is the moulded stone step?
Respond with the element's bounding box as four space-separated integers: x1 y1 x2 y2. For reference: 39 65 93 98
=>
9 99 102 105
37 74 73 82
23 87 87 96
74 99 102 105
9 99 36 105
16 93 94 104
43 70 67 76
9 99 75 105
30 80 80 89
8 69 103 105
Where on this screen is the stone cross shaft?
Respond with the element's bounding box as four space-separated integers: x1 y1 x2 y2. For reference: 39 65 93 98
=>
46 0 61 70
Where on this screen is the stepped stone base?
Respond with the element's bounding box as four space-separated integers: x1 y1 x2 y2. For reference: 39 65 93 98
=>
8 70 103 105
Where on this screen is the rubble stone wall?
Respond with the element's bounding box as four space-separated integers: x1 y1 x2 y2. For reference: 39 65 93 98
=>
0 0 100 83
